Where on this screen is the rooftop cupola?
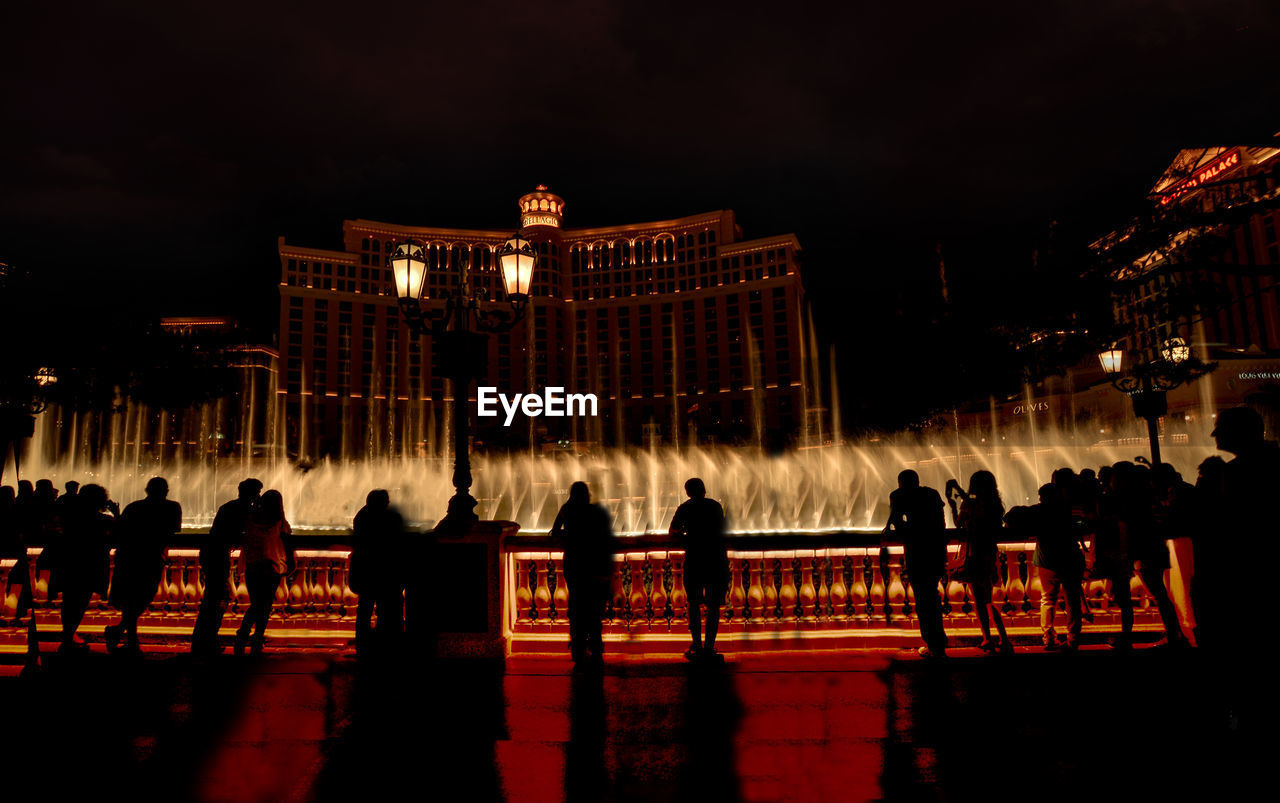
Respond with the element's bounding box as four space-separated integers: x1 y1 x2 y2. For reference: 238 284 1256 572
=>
517 185 565 229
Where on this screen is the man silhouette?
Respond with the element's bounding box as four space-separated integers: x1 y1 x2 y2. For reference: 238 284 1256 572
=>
1209 406 1280 733
56 481 79 511
883 469 947 658
350 489 406 657
670 478 728 663
1209 409 1280 637
551 481 616 667
192 478 261 656
106 477 182 655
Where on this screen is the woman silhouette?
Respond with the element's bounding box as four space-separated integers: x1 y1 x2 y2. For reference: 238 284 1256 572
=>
234 490 293 656
947 471 1012 654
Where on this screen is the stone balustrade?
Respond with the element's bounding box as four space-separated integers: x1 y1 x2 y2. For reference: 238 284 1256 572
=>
2 530 1193 650
505 534 1188 649
2 546 358 639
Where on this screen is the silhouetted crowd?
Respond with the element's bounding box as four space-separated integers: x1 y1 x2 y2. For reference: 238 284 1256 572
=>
2 406 1276 681
883 406 1280 663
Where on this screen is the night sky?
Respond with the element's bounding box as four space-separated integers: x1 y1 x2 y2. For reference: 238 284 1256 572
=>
3 1 1277 422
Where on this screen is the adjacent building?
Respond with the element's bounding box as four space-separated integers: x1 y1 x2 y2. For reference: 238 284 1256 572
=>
277 188 808 458
961 140 1280 440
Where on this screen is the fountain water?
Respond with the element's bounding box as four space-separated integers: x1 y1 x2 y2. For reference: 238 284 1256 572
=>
15 402 1218 534
7 324 1220 532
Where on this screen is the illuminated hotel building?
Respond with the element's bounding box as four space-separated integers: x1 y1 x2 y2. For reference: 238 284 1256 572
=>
964 141 1280 437
1094 143 1280 363
277 188 806 457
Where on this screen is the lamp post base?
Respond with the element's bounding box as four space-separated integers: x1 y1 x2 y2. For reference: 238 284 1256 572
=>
435 491 480 536
424 518 520 661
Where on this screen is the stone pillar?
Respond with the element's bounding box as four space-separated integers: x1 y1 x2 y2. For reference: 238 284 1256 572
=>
424 519 520 660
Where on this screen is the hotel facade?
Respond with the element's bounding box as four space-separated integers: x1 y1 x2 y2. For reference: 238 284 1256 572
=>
962 141 1280 441
277 188 808 459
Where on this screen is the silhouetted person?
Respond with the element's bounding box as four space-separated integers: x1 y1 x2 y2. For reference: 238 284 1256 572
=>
50 484 115 654
1210 407 1280 648
1 485 22 601
58 480 79 508
1015 483 1084 651
17 479 57 548
1094 461 1182 650
1190 456 1226 646
551 481 616 667
105 477 182 656
670 477 727 663
192 478 261 656
882 469 947 658
1128 462 1184 647
235 490 293 656
1210 407 1279 732
33 478 57 507
351 489 406 657
1 485 39 667
946 471 1010 654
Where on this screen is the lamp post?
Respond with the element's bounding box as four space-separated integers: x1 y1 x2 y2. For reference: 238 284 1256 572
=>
1097 337 1213 465
391 234 534 532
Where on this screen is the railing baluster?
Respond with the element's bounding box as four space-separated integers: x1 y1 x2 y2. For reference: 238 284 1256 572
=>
551 553 568 623
797 549 816 623
746 556 764 625
828 550 848 623
886 548 906 622
649 552 668 629
533 552 551 625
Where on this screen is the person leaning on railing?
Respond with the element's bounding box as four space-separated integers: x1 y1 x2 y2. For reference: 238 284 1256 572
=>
234 490 294 656
191 478 261 657
47 485 116 655
105 477 182 656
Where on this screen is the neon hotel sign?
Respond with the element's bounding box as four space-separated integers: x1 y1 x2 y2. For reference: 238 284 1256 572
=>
1157 148 1241 207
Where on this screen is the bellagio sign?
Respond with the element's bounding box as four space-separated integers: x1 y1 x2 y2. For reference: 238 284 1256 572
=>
1157 149 1241 207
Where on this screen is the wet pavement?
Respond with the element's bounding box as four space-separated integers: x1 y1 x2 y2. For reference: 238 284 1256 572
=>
2 645 1257 801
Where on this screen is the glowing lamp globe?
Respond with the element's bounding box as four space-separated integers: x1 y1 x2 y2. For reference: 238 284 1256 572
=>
497 233 536 303
390 242 428 301
1098 347 1124 376
1161 337 1190 365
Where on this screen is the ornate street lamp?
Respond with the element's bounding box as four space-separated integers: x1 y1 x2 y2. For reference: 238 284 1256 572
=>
1097 346 1124 378
1097 340 1214 464
1160 336 1190 365
392 237 529 532
495 234 536 306
390 242 428 302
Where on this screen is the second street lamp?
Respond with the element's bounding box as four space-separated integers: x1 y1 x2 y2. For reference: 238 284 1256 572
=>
391 236 529 532
1097 338 1215 465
